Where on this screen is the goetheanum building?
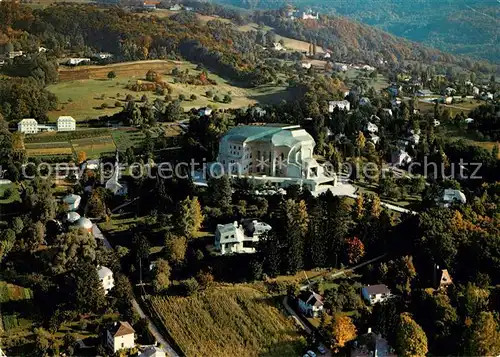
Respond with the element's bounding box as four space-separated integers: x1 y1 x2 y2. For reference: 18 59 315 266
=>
217 124 336 192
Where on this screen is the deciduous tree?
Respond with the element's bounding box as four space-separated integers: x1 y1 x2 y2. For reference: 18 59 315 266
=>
396 312 428 357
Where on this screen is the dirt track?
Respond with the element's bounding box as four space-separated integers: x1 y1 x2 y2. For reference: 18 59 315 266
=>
58 60 183 81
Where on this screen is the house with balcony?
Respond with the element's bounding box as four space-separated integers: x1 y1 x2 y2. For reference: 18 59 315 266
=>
214 219 271 255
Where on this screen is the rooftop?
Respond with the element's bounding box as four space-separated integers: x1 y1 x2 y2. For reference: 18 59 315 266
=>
363 284 390 295
108 321 135 337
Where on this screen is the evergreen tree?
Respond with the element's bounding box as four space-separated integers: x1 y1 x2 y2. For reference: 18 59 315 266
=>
207 175 232 208
67 261 106 314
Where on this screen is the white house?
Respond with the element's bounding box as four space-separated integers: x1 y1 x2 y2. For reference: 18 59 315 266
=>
297 290 324 317
444 87 456 95
198 107 213 117
441 189 466 207
391 150 412 167
217 125 336 192
97 266 115 295
323 52 331 59
443 96 453 105
329 100 350 112
366 122 378 134
38 46 48 53
362 284 391 305
369 134 380 145
301 10 319 20
57 116 76 131
334 63 348 72
272 42 285 51
301 62 312 69
139 346 166 357
214 220 271 255
169 4 182 11
382 108 393 116
472 86 480 96
17 118 38 134
62 194 81 211
8 51 23 59
106 321 135 353
66 58 90 66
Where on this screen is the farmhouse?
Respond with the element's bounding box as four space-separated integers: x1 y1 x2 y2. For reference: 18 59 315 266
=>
301 62 312 69
65 58 91 66
297 290 324 317
217 125 337 192
214 220 271 255
57 116 76 131
17 118 39 134
98 266 115 295
329 100 350 112
438 269 453 289
362 284 392 305
106 321 135 353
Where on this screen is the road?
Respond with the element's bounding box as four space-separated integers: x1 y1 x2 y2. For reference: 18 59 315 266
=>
282 296 332 357
132 299 180 357
92 222 179 356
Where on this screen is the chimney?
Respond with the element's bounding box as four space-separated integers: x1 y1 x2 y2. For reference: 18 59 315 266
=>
367 327 372 334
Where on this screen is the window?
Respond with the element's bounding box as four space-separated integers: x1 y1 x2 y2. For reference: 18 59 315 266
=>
121 343 124 348
230 234 234 238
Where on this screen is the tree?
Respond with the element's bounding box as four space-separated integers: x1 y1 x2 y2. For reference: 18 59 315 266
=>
223 94 232 103
179 94 186 101
132 233 150 264
213 95 220 102
152 258 171 293
396 313 428 357
0 228 15 262
26 221 46 252
329 314 357 352
107 71 116 79
77 151 86 164
11 216 24 235
51 229 97 273
66 261 106 314
205 90 214 98
196 270 214 290
164 233 187 265
146 70 159 82
345 237 365 264
207 175 232 208
174 196 204 237
165 100 183 122
87 189 107 219
466 311 500 356
190 94 197 101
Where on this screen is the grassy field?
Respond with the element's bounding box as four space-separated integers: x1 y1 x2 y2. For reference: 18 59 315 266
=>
151 285 305 357
49 60 290 121
23 128 149 159
0 183 21 205
0 281 34 333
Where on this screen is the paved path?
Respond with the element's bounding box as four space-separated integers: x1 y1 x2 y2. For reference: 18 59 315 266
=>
131 299 180 357
282 296 332 357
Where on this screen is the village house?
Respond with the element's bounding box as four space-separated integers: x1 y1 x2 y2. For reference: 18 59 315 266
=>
57 116 76 131
106 321 135 353
17 118 39 134
391 150 412 167
169 4 182 11
351 328 397 357
65 58 91 66
301 62 312 69
214 220 272 255
198 107 213 117
217 124 337 192
8 50 23 59
440 189 466 207
297 290 324 317
362 284 392 305
272 42 285 51
97 266 115 295
329 100 350 112
366 122 378 134
333 62 348 72
438 269 453 289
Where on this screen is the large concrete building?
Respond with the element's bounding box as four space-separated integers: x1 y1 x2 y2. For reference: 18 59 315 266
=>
217 125 336 192
57 116 76 131
17 116 76 134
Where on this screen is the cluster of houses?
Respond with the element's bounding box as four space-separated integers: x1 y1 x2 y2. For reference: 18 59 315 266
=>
17 116 76 134
286 8 320 20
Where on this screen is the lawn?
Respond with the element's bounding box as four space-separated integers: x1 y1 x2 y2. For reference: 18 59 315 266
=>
150 285 305 357
111 129 146 151
0 281 34 333
71 136 117 158
0 183 21 205
49 60 291 121
438 122 500 158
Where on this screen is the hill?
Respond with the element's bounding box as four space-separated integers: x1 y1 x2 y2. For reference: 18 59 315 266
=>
212 0 500 63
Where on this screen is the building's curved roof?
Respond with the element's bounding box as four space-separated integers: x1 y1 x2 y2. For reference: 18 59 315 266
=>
63 193 81 204
66 211 81 223
97 266 113 279
271 128 314 148
74 217 92 229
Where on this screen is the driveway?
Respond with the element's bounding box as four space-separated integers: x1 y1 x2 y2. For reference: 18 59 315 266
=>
282 296 332 357
132 298 180 357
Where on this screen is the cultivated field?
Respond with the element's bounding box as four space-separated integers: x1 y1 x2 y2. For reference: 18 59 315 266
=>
0 281 34 333
151 285 305 357
49 60 289 121
70 136 117 157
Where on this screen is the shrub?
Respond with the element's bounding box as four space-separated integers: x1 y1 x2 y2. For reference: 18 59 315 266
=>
182 278 200 296
190 94 197 101
179 94 186 101
100 103 108 109
125 94 134 101
213 95 220 102
164 95 172 102
107 71 116 79
115 101 122 107
141 94 148 103
223 94 232 103
205 90 214 98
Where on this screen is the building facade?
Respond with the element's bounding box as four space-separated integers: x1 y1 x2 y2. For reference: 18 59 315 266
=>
329 100 350 112
57 116 76 131
362 284 392 305
217 125 336 192
98 266 115 295
214 220 271 255
297 290 324 317
17 119 38 134
106 321 135 353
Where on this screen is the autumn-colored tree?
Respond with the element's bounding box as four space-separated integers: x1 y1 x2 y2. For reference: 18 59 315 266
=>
466 311 500 356
345 236 365 264
164 233 187 265
396 312 428 357
77 151 87 164
353 193 364 220
355 131 366 152
174 196 204 237
152 258 171 294
329 314 357 352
